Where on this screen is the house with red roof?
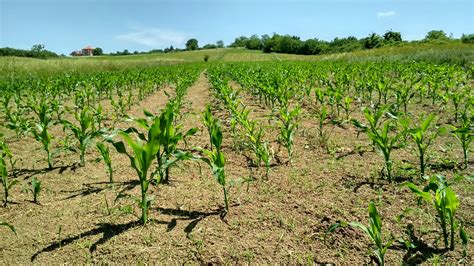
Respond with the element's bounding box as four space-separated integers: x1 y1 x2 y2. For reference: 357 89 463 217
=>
81 45 94 56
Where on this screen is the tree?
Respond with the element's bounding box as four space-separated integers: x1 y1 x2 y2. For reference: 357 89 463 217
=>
424 30 449 42
164 45 175 53
230 36 249 48
185 39 199 50
31 44 45 53
92 47 103 56
245 34 263 50
461 34 474 43
383 30 402 43
363 33 383 49
202 44 217 49
216 40 224 48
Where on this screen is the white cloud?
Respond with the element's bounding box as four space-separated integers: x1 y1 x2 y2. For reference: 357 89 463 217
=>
116 27 187 48
377 11 396 18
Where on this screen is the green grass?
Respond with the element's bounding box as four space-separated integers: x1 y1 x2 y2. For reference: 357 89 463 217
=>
1 44 472 80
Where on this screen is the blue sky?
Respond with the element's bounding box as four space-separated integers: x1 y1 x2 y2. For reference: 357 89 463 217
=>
1 0 473 55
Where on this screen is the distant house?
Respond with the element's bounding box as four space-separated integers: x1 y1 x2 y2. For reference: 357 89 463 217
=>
71 46 95 56
82 46 94 56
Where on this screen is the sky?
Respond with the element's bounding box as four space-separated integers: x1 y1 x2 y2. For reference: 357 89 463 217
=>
1 0 473 55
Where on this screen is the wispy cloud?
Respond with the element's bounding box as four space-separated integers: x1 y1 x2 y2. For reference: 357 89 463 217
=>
116 27 187 48
377 11 396 18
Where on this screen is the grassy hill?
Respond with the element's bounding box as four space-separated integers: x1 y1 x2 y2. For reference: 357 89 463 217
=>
1 44 472 79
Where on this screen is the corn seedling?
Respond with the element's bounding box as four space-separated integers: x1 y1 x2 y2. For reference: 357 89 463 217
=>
29 177 42 204
0 138 19 178
328 202 391 266
96 142 113 184
198 111 229 218
316 105 330 147
62 107 101 166
354 107 401 182
451 114 473 169
1 153 17 207
404 174 464 250
277 105 301 164
150 102 197 183
110 117 162 224
351 202 391 266
406 114 447 177
31 100 54 169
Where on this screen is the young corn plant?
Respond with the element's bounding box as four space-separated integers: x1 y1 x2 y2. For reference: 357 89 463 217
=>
151 102 197 183
0 138 19 178
31 100 54 169
451 114 473 169
351 202 392 266
354 107 401 182
62 107 101 166
198 113 229 218
406 114 447 178
316 106 330 147
328 202 392 266
96 142 113 184
202 104 216 151
1 153 17 207
341 96 353 120
404 175 464 250
110 117 161 224
277 105 301 164
29 177 42 204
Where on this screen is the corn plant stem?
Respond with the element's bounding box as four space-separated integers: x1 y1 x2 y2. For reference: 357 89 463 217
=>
140 176 148 224
437 208 449 249
450 217 455 250
223 185 229 212
46 149 52 169
3 188 7 207
462 144 468 169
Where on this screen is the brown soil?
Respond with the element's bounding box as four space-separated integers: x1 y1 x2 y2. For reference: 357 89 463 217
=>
0 73 472 264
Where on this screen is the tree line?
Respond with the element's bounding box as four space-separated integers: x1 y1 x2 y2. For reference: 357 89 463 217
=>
227 30 474 55
1 30 472 59
0 45 59 59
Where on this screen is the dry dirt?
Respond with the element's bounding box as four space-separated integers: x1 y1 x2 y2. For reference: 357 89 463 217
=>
0 72 472 264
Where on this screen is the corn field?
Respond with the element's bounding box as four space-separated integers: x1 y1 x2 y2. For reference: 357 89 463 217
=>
0 59 472 264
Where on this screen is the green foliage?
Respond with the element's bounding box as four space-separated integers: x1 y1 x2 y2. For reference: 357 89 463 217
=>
460 34 474 44
383 30 402 43
353 107 401 182
147 102 197 183
110 117 162 224
328 202 391 266
424 30 450 43
350 202 391 266
363 33 384 49
31 99 54 169
62 107 100 166
199 107 229 217
92 47 103 56
96 142 113 183
404 175 464 250
277 105 301 163
451 116 473 169
406 114 446 177
0 147 17 207
0 44 58 59
185 38 199 51
29 177 42 203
